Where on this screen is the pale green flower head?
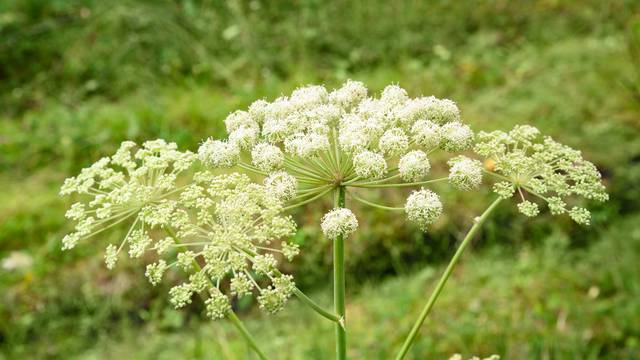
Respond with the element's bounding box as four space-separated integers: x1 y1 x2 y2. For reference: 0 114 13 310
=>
62 140 300 318
60 139 197 250
157 172 299 318
447 156 483 191
474 125 608 224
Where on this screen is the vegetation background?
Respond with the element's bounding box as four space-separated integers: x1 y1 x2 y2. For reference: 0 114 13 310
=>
1 0 640 359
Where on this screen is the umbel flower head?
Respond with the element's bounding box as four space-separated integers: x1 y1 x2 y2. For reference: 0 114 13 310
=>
61 139 196 250
61 141 300 318
201 81 477 231
474 125 608 225
168 172 299 316
447 156 483 191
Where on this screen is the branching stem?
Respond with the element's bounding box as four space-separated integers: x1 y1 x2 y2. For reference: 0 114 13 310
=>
292 288 341 323
284 187 333 210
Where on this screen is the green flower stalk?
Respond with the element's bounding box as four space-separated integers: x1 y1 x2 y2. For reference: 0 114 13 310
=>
395 125 608 359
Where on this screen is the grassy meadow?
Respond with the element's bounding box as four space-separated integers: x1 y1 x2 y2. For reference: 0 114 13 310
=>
1 1 640 359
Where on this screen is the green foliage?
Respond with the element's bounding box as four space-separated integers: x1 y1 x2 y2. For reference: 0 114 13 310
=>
7 214 638 359
1 0 638 114
1 0 639 358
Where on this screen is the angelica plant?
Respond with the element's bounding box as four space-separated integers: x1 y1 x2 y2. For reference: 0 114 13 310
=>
201 81 483 358
60 81 608 360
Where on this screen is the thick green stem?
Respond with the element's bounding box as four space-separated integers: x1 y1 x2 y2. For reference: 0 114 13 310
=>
227 311 270 360
395 198 502 360
333 186 347 360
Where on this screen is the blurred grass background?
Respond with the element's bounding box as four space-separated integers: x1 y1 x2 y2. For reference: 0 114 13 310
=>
1 0 640 359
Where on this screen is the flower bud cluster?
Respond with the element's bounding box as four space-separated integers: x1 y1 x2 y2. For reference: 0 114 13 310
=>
474 125 608 224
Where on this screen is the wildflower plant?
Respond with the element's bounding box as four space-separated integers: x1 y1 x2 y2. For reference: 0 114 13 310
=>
200 81 483 357
60 82 608 359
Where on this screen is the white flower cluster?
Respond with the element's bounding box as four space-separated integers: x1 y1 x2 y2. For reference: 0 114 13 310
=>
203 80 475 233
320 208 359 240
61 141 300 319
474 125 608 224
399 150 431 182
219 81 472 179
405 189 443 231
198 138 240 168
447 156 483 191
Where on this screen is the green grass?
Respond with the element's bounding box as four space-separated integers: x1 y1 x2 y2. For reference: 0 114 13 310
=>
3 0 636 113
50 214 639 360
